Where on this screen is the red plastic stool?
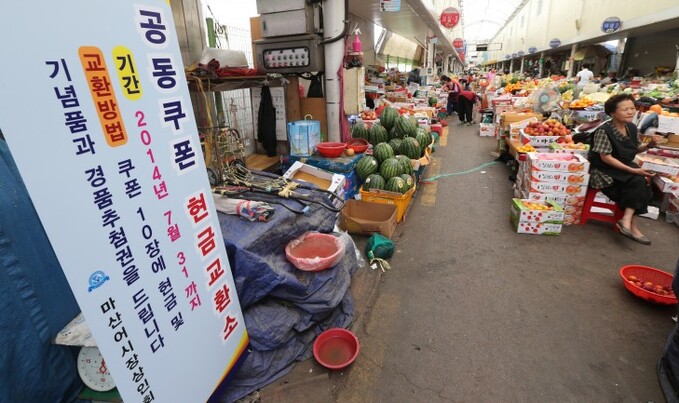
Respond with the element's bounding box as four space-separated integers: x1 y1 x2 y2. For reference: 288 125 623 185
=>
430 123 443 137
580 187 624 230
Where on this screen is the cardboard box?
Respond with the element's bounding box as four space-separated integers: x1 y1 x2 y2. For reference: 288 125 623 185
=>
283 161 346 202
549 142 590 157
658 115 679 134
635 154 679 178
529 170 590 185
653 174 679 194
520 129 561 147
339 200 398 238
510 214 562 235
527 152 590 173
510 198 565 223
359 185 416 223
479 123 495 137
524 180 588 197
500 112 543 129
520 190 569 206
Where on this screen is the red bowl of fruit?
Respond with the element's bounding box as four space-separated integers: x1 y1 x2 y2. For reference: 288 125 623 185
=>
316 142 346 158
620 265 677 305
346 138 369 154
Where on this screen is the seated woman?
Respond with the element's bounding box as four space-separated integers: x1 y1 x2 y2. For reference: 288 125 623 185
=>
588 93 659 245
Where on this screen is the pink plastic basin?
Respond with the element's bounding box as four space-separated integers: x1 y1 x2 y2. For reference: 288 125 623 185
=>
285 232 342 272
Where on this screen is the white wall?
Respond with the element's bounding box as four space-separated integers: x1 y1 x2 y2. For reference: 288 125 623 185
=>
484 0 679 64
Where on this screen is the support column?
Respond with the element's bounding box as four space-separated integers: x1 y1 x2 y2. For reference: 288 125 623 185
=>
520 56 525 74
323 0 345 142
443 54 449 76
509 59 514 74
567 43 579 78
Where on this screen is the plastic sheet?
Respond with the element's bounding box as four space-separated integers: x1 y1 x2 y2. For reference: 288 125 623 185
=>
216 184 357 402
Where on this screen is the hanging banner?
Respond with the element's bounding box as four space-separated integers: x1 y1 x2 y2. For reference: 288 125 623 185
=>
601 16 622 33
380 0 401 12
457 52 465 62
0 1 248 403
549 38 561 48
440 7 460 29
453 38 464 49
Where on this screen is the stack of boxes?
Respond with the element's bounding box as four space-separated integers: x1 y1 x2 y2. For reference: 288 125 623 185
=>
510 199 565 235
515 152 590 225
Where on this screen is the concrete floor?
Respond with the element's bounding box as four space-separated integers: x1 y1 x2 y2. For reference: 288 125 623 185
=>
332 120 679 402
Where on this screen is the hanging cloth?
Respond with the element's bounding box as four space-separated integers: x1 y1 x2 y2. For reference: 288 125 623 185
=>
257 85 277 157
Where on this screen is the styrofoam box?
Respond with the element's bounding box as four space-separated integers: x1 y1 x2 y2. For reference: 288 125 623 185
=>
527 152 590 173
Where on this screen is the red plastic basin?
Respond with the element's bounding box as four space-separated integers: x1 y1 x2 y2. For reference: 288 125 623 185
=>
313 328 360 370
316 142 346 158
619 265 677 305
285 232 343 272
346 138 369 153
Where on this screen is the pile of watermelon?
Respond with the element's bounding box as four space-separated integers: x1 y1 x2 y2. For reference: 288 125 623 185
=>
353 106 435 194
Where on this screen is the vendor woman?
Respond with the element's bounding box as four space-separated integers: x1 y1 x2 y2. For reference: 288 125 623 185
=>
589 93 660 245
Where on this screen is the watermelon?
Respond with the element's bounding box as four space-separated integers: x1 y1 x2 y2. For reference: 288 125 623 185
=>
400 174 414 191
369 124 389 146
416 131 429 156
395 116 418 138
356 155 379 180
352 122 369 140
394 155 414 176
388 138 403 154
389 126 398 140
379 157 403 180
373 142 394 164
401 137 421 159
428 96 438 107
362 174 385 191
380 106 399 131
385 176 406 194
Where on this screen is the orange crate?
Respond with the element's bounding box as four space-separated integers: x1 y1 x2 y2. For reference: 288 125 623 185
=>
359 184 416 223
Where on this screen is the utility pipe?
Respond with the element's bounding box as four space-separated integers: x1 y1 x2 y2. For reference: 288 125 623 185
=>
323 0 346 142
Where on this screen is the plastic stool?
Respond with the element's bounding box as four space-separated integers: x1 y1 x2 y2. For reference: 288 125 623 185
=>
580 187 624 229
430 124 443 137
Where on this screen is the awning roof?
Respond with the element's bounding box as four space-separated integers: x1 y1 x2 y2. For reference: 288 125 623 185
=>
460 0 524 45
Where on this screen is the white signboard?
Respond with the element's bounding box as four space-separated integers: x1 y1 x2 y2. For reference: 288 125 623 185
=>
0 1 248 402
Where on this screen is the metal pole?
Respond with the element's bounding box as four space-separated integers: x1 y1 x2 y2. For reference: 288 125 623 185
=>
206 18 225 126
323 0 345 142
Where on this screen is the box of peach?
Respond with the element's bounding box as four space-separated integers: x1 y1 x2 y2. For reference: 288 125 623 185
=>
510 215 563 235
525 181 588 197
510 198 565 223
527 152 590 173
634 153 679 178
549 142 590 157
528 170 590 185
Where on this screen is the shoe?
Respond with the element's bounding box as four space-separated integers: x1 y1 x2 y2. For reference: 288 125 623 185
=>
616 220 652 245
465 122 472 126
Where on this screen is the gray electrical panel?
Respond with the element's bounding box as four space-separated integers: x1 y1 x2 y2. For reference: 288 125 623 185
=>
254 34 324 74
255 0 319 38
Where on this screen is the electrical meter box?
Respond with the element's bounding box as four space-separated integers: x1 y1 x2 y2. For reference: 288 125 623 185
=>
254 34 324 74
256 0 319 38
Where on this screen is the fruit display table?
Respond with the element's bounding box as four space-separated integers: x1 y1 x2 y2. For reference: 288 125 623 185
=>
506 138 523 159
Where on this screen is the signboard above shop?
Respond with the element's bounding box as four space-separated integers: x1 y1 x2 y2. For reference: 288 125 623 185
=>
0 1 248 402
440 7 460 29
453 38 464 49
549 38 561 48
528 46 538 54
602 16 622 33
380 0 401 12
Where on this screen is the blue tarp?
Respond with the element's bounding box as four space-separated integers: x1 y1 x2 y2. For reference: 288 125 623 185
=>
0 139 83 402
214 184 357 402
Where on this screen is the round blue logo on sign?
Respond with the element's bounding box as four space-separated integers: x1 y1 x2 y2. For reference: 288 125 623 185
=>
528 47 537 54
517 51 525 57
88 270 110 292
549 38 561 48
601 16 621 33
505 54 511 59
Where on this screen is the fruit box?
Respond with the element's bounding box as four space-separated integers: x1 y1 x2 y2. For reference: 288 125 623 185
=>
524 180 588 197
653 174 679 194
520 129 561 147
510 198 565 223
509 118 538 141
479 123 495 137
528 170 590 185
359 184 416 223
549 142 590 157
283 161 347 205
634 154 679 178
527 152 590 173
510 214 562 235
339 200 398 239
658 115 679 134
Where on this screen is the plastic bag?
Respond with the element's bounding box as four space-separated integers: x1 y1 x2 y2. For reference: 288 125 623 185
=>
365 234 395 272
285 232 346 272
336 229 366 268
